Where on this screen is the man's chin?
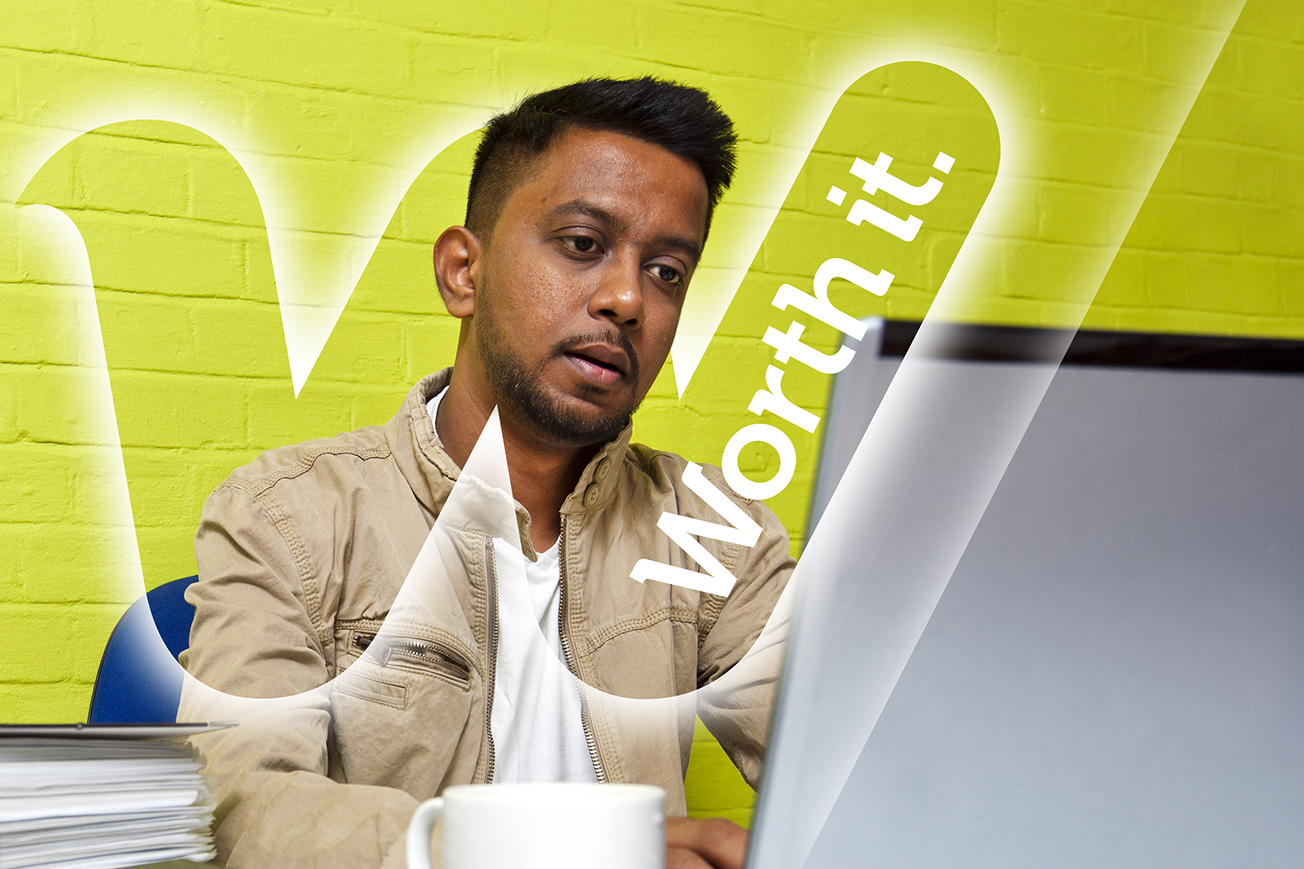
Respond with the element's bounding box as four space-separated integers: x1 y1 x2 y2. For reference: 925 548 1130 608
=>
487 383 623 446
485 356 638 447
521 390 636 448
538 408 633 447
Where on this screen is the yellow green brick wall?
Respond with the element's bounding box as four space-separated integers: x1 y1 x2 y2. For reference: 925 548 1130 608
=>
1 0 1299 828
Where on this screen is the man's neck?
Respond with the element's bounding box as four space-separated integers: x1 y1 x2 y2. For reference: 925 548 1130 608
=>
435 371 598 553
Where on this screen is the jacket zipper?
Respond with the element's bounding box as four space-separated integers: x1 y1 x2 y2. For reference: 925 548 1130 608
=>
352 633 471 684
483 536 500 783
558 517 609 783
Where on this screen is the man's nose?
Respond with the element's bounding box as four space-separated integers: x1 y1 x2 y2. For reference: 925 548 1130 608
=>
589 255 644 328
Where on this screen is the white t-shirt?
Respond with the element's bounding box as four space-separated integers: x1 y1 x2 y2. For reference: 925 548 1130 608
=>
427 390 597 783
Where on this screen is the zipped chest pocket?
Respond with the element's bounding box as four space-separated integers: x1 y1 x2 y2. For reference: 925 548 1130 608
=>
331 627 479 787
351 631 473 688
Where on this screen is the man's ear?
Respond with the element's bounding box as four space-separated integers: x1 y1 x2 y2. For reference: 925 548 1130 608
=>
433 226 483 319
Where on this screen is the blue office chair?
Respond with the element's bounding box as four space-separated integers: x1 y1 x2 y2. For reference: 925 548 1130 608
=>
88 576 198 724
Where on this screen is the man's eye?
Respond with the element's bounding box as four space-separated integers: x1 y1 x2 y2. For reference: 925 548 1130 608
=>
650 264 683 285
563 236 597 253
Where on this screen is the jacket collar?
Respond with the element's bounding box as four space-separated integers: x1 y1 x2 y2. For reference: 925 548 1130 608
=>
386 368 634 558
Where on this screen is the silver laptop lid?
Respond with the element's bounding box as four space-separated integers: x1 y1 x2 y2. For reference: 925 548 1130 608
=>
747 321 1304 868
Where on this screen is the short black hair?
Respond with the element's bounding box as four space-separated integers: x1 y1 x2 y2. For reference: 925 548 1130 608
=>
466 76 737 240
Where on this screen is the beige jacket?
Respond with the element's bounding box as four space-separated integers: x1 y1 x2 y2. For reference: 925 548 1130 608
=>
179 370 793 868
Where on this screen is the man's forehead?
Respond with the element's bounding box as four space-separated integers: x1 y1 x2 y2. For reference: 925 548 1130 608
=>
522 128 710 237
539 128 705 185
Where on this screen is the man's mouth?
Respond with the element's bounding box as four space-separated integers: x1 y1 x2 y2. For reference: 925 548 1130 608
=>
562 341 634 387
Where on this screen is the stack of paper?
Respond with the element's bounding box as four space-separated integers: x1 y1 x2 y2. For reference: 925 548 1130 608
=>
0 726 218 869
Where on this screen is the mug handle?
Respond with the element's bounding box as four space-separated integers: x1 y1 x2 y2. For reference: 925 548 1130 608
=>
406 797 444 869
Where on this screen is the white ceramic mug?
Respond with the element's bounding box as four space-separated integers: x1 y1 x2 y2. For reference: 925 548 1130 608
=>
406 782 666 869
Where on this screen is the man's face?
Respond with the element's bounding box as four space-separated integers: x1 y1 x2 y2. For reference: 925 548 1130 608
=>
470 127 709 447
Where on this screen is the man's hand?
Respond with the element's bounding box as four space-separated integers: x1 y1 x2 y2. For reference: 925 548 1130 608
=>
666 817 749 869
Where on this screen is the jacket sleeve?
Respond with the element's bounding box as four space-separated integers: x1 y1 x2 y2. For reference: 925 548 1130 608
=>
179 483 422 869
692 476 796 789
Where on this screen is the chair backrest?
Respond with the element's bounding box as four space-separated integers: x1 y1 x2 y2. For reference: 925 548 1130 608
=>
88 576 198 724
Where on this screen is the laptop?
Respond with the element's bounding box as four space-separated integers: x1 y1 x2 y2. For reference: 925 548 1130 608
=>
746 320 1304 868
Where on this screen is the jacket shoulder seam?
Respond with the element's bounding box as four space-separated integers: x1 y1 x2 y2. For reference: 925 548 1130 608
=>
210 444 393 647
223 442 393 499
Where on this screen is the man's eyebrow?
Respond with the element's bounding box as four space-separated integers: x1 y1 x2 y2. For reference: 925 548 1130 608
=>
657 234 703 265
548 199 703 265
549 199 625 231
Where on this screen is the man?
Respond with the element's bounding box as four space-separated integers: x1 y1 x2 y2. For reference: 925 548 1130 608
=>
181 77 793 869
